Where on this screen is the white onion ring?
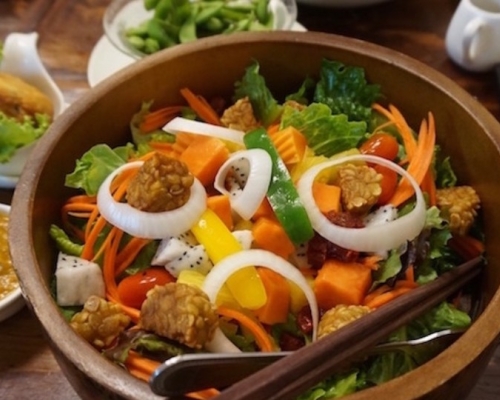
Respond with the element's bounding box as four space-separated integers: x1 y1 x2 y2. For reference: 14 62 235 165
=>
163 117 245 145
214 149 272 220
297 154 426 252
97 161 207 239
202 249 319 353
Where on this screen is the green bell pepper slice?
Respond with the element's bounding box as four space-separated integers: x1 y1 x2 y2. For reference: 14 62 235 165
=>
244 127 314 245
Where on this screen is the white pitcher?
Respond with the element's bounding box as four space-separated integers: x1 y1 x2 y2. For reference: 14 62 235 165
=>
445 0 500 72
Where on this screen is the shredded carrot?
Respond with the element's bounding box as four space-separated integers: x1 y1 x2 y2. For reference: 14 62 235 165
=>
148 141 177 158
186 388 221 400
389 112 436 207
448 234 485 261
125 351 220 399
217 305 275 352
360 255 383 271
180 87 221 126
364 286 414 309
363 284 392 305
115 237 152 276
66 194 97 204
81 214 107 260
139 105 184 133
102 226 123 300
404 265 415 282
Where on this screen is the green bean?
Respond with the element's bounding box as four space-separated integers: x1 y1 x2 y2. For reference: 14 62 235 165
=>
154 0 173 20
224 18 251 34
144 0 161 11
195 3 224 25
125 21 149 38
254 0 270 25
157 19 181 38
202 17 225 32
147 18 175 48
143 37 161 54
127 35 146 51
219 6 251 21
178 14 198 43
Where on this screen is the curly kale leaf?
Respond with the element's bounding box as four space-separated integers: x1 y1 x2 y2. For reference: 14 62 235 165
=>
314 59 381 123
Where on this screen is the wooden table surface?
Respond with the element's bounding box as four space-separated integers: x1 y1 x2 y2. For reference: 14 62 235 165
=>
1 0 500 399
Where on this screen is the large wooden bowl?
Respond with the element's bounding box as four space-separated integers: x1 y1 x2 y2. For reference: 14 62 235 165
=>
9 31 500 399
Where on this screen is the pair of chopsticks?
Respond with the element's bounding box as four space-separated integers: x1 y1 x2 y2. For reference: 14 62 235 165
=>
214 256 484 400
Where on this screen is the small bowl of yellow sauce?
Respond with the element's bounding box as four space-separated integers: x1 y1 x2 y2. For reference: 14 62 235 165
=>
0 203 24 322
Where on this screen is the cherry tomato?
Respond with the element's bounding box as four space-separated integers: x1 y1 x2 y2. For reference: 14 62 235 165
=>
373 164 398 205
117 268 175 309
360 132 399 161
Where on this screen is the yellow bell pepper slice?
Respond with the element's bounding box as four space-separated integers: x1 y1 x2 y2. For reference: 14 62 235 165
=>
191 208 267 309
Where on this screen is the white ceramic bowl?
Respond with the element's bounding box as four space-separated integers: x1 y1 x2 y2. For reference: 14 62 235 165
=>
0 32 66 188
103 0 299 59
296 0 393 8
0 203 24 323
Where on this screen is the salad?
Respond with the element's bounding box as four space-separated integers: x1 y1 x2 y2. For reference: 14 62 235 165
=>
50 58 484 399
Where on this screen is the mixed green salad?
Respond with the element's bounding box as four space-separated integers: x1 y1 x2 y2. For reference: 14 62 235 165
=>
50 58 484 399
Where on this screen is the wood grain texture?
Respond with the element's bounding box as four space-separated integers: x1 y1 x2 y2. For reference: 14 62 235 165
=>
0 0 499 399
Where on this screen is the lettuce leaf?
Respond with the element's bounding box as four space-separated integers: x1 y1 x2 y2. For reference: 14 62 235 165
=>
233 61 282 126
314 59 381 124
65 143 134 196
0 112 50 162
280 103 367 157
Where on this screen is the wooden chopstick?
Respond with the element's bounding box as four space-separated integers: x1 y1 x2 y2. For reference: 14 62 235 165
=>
215 256 484 400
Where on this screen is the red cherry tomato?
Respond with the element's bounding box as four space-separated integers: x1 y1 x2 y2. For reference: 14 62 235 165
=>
373 164 398 205
360 132 399 161
117 268 175 309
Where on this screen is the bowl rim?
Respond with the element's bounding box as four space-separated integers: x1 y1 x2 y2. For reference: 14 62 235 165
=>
10 30 500 399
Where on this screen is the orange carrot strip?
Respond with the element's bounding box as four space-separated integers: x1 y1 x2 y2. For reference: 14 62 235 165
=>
62 203 97 215
66 194 97 204
81 214 107 260
388 104 418 159
389 112 436 207
126 351 219 398
394 279 418 289
102 226 122 300
180 87 221 126
364 286 414 309
363 284 392 306
139 105 184 133
404 265 415 282
448 234 485 261
186 388 221 400
115 237 152 276
217 305 275 352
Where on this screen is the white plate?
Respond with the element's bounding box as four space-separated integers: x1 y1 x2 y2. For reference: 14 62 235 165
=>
87 22 307 87
0 175 19 190
296 0 393 7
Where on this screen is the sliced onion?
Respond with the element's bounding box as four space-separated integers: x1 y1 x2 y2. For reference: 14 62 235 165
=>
297 154 426 253
214 149 272 220
163 117 245 145
97 161 207 239
202 249 319 353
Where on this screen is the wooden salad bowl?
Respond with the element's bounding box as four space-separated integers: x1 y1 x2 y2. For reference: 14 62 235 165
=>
9 31 500 399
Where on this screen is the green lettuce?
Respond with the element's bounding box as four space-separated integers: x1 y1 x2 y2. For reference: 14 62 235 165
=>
0 112 51 162
233 61 282 126
280 103 367 157
65 143 134 196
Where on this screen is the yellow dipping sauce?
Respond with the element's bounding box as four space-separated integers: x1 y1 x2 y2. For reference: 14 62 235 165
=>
0 214 17 301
